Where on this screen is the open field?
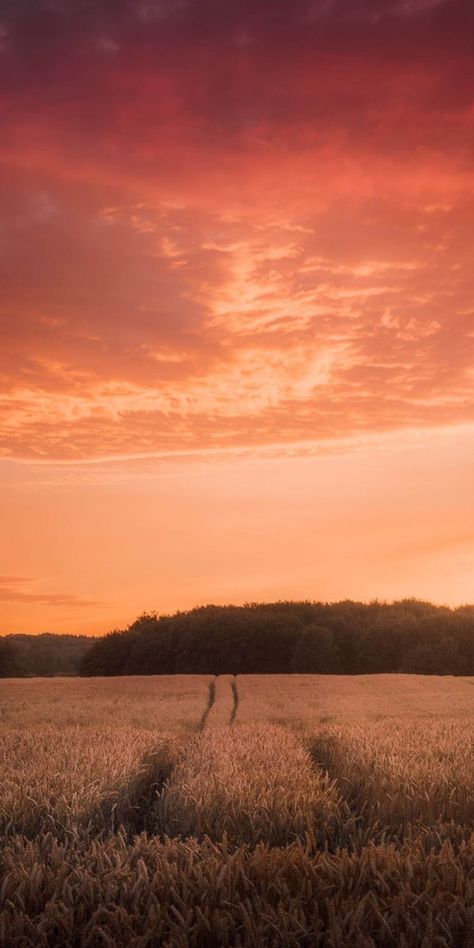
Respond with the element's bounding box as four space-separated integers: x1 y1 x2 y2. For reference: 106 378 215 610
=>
0 675 209 730
237 673 474 724
1 675 473 946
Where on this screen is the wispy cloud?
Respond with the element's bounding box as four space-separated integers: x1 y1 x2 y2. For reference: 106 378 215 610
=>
0 577 104 608
0 194 472 460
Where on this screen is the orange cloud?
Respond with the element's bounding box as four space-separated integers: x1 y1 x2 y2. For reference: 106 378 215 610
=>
1 191 472 460
0 0 472 629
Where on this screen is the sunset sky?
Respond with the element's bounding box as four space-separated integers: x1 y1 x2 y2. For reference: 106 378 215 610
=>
1 0 473 635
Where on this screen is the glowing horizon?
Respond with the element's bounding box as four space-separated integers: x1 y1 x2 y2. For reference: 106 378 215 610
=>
1 0 473 634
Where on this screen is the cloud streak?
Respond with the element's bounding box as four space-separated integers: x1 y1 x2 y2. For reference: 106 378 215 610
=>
0 577 104 608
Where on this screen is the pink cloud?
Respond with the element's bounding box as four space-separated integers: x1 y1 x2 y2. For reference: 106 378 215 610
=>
0 0 472 462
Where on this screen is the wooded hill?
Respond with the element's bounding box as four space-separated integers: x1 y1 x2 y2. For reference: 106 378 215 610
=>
80 600 474 677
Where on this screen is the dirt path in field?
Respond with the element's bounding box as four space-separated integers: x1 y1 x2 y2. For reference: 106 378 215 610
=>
198 677 217 730
90 676 220 838
100 676 239 837
230 676 239 724
154 722 339 846
203 675 236 726
86 678 351 847
308 736 386 849
197 675 240 728
90 740 179 838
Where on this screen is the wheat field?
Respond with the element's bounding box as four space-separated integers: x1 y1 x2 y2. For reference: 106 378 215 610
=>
0 675 473 946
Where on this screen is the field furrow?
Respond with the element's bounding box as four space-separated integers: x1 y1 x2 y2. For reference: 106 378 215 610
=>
0 676 210 840
1 675 473 946
0 725 161 839
156 723 339 845
309 718 474 842
203 674 237 727
230 675 239 723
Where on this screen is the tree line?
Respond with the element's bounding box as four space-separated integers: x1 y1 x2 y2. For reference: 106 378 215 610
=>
0 634 97 677
80 600 474 677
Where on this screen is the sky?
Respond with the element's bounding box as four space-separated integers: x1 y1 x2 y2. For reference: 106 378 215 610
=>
0 0 473 635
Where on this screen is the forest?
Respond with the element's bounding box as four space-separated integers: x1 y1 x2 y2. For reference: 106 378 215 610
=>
0 634 97 677
79 600 474 677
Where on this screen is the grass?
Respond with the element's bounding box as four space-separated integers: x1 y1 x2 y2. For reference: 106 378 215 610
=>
0 673 473 946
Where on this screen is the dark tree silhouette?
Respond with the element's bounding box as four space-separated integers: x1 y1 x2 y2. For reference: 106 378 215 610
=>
0 634 97 677
79 600 474 677
0 639 23 677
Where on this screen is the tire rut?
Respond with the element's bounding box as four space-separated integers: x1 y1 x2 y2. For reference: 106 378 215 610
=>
230 676 239 724
197 676 217 731
308 736 390 851
92 675 232 840
90 740 179 839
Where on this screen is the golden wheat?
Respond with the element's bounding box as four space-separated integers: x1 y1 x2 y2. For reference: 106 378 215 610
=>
310 718 474 834
0 832 473 947
0 676 209 840
0 674 473 946
159 723 339 845
0 725 177 838
0 674 210 730
236 674 474 726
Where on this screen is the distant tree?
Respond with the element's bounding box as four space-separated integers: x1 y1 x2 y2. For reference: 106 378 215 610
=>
0 639 23 677
291 625 339 673
7 633 97 677
402 637 463 675
80 630 131 676
356 611 420 673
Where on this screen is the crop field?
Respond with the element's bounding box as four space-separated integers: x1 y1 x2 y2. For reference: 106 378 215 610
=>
0 675 473 946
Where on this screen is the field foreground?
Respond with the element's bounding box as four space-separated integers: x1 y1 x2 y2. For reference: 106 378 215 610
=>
0 674 473 946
